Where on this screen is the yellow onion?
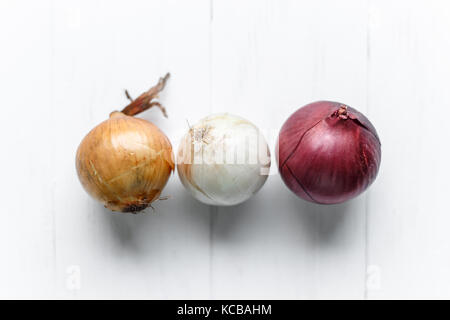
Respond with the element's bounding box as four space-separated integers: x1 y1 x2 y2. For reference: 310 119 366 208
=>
76 74 174 213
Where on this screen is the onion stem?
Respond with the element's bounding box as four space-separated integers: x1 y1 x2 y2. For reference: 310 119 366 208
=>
121 73 170 117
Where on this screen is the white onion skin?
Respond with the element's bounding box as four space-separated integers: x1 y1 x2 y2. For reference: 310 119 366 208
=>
76 112 174 212
177 114 270 206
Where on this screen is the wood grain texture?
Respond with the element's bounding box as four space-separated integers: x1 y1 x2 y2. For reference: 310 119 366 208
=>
0 0 55 299
0 0 449 299
210 0 369 299
366 0 450 299
50 0 212 299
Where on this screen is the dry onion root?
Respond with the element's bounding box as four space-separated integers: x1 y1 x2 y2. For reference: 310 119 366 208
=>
76 74 174 213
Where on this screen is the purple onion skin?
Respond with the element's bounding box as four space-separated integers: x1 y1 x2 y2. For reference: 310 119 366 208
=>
276 101 381 204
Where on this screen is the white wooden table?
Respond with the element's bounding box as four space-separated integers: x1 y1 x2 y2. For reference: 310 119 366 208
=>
1 0 449 299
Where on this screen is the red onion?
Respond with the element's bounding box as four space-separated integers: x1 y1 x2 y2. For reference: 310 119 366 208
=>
276 101 381 204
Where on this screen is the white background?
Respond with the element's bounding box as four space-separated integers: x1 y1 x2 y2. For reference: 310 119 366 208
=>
1 0 449 299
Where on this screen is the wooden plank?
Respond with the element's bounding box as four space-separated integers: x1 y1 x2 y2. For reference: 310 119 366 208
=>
4 0 450 299
0 0 55 298
51 0 211 298
210 0 369 299
366 0 450 299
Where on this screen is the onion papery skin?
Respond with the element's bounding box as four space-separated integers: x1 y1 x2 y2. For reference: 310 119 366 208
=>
276 101 381 204
76 112 174 212
177 114 271 206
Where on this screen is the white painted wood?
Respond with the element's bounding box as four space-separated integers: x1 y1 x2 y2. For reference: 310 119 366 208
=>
49 0 212 299
366 0 450 299
0 0 449 299
210 0 369 299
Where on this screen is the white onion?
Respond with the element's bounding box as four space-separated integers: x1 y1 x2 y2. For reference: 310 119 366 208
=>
177 113 271 206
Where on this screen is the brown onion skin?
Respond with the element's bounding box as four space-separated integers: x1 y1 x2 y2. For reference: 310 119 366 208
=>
76 112 174 212
276 101 381 204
